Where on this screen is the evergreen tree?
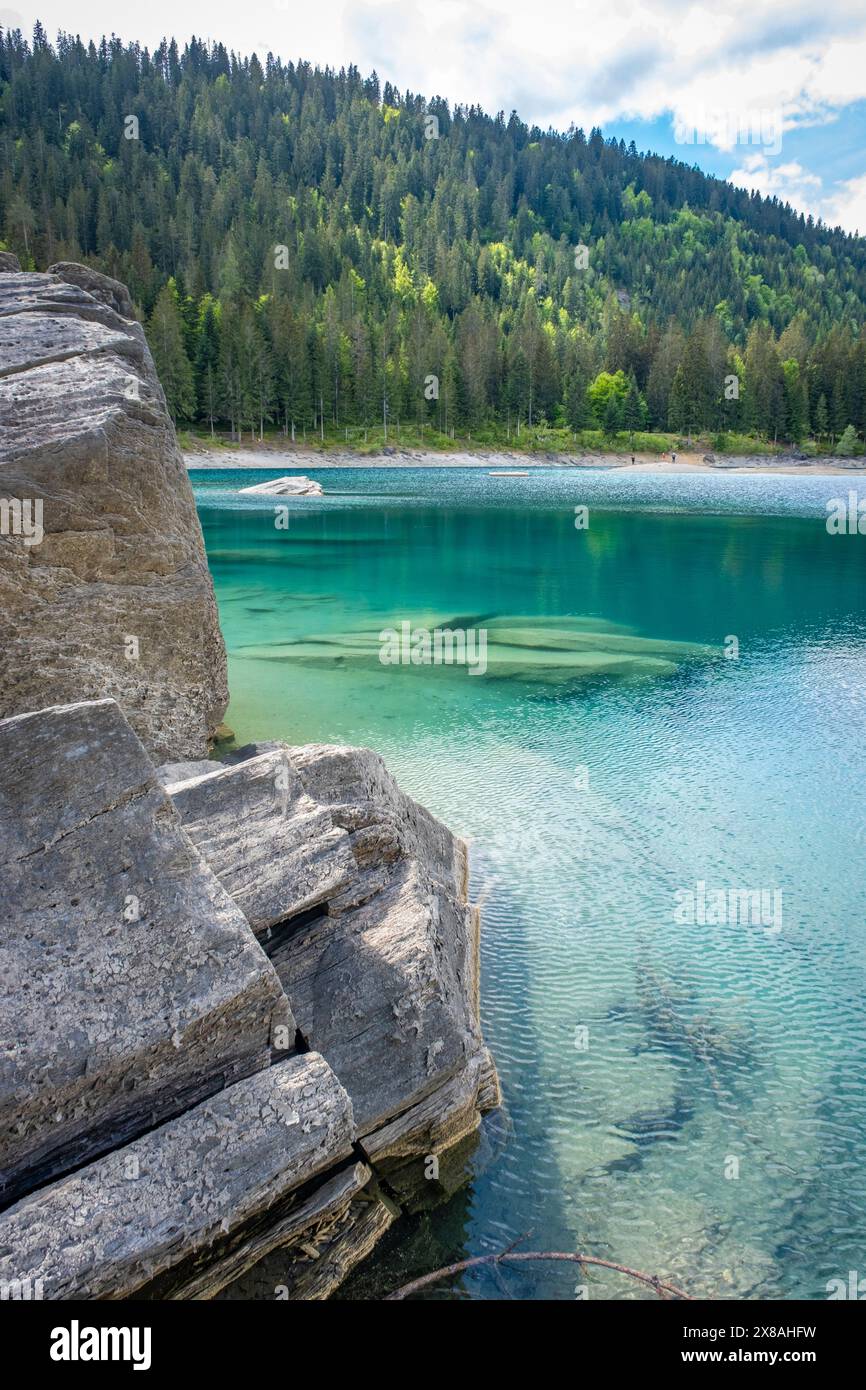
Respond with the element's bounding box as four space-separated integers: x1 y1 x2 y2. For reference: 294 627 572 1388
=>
146 280 195 422
195 296 221 435
623 374 646 440
782 359 807 444
646 324 685 430
603 390 624 440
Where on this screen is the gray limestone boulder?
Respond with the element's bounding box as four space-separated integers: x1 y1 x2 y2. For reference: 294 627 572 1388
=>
270 860 483 1138
177 740 496 1154
0 266 228 761
0 1054 353 1300
0 700 500 1295
238 475 324 496
164 750 356 935
0 697 292 1206
278 743 468 905
47 262 135 319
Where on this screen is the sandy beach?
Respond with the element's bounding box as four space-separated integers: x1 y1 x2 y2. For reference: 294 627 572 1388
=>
184 445 866 476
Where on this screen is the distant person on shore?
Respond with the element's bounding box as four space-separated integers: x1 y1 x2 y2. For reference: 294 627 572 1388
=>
672 451 677 463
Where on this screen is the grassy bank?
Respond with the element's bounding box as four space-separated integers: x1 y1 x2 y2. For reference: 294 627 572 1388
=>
178 423 853 459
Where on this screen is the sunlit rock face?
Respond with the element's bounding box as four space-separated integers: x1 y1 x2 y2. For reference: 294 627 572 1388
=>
0 697 292 1208
0 701 499 1298
0 262 227 761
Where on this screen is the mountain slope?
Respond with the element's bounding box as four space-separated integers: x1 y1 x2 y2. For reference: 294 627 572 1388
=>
2 27 865 445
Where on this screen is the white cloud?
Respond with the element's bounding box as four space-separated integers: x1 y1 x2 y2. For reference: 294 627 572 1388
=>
818 173 866 234
730 153 822 206
729 153 866 234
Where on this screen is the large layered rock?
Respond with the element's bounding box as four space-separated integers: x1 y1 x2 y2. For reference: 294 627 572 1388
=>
0 263 227 760
163 750 356 935
222 740 470 906
292 744 469 901
0 1054 355 1300
0 698 291 1207
270 863 480 1135
165 741 500 1200
0 698 499 1296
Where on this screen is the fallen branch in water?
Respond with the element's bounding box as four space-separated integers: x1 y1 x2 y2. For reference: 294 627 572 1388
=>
386 1240 695 1301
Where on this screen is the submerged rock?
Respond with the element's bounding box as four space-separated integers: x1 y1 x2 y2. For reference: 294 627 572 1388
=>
239 611 711 685
0 263 228 760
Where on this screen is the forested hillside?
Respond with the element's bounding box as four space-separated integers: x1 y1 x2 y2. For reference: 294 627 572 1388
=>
3 25 866 448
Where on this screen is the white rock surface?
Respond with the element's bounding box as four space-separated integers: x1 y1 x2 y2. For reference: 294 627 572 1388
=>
238 475 323 496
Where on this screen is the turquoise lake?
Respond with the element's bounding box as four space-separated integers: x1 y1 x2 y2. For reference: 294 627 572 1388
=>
193 466 866 1300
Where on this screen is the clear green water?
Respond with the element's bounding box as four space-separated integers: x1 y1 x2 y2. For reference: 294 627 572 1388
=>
194 467 866 1300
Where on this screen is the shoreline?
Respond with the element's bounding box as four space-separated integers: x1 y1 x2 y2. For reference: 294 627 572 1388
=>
184 445 866 477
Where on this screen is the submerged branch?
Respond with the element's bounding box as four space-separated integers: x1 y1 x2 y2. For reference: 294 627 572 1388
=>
385 1244 695 1301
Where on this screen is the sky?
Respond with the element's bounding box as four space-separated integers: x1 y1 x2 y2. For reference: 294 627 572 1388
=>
5 0 866 235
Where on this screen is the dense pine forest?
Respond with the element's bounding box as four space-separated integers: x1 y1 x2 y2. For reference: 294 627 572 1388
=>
3 25 866 450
